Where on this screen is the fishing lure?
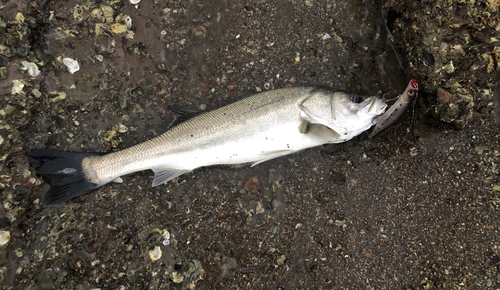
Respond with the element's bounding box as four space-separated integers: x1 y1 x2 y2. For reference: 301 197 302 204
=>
369 79 420 138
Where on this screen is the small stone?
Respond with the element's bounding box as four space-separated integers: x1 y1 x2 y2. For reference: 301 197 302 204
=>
436 88 453 101
295 53 300 64
31 88 41 98
49 91 66 103
277 255 286 264
399 145 409 153
3 105 16 115
244 176 261 195
256 202 265 214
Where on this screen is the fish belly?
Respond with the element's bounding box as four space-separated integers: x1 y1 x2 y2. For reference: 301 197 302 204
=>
157 121 323 169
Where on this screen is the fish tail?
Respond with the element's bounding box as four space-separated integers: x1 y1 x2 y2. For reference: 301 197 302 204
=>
27 149 100 206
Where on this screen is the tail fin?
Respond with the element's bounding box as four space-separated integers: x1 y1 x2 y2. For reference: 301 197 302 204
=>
27 149 100 206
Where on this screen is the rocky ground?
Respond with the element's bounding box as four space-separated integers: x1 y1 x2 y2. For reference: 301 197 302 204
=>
0 0 499 289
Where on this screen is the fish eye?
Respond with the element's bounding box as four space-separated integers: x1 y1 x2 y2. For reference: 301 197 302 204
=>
408 90 415 96
351 95 363 103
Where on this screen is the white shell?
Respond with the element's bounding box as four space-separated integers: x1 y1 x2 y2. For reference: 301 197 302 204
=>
125 15 132 29
172 272 184 283
162 229 171 245
21 61 40 77
149 246 162 261
63 57 80 74
11 80 24 94
0 230 10 246
129 0 141 4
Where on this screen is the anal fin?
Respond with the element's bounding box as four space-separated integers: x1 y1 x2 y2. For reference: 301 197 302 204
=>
112 177 123 183
151 168 189 187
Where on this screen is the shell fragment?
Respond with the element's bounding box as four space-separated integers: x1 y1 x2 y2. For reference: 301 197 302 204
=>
0 231 10 246
63 58 80 74
11 80 24 94
21 61 40 77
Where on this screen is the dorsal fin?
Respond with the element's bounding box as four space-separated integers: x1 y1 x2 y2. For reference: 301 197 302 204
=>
167 106 202 129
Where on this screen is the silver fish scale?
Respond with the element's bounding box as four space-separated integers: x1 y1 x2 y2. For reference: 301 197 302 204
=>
85 87 314 184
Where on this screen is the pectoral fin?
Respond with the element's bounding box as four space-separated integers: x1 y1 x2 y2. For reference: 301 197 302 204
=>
306 123 340 142
151 168 189 187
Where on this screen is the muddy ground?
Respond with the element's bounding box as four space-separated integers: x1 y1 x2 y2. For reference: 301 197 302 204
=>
0 0 499 289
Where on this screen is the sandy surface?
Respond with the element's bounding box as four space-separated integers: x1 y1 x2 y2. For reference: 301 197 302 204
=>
0 0 499 288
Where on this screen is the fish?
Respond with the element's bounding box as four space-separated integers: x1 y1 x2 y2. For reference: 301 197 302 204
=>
27 86 387 206
369 79 420 138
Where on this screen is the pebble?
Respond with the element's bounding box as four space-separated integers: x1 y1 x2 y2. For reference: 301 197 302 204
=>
277 255 286 264
244 176 261 195
436 87 453 101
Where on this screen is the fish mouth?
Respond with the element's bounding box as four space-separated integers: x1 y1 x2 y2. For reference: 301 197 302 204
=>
360 98 387 115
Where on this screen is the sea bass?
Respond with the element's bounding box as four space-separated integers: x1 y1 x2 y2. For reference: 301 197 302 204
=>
28 87 386 206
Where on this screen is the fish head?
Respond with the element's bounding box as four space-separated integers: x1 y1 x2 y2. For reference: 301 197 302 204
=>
328 92 387 140
301 89 387 141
